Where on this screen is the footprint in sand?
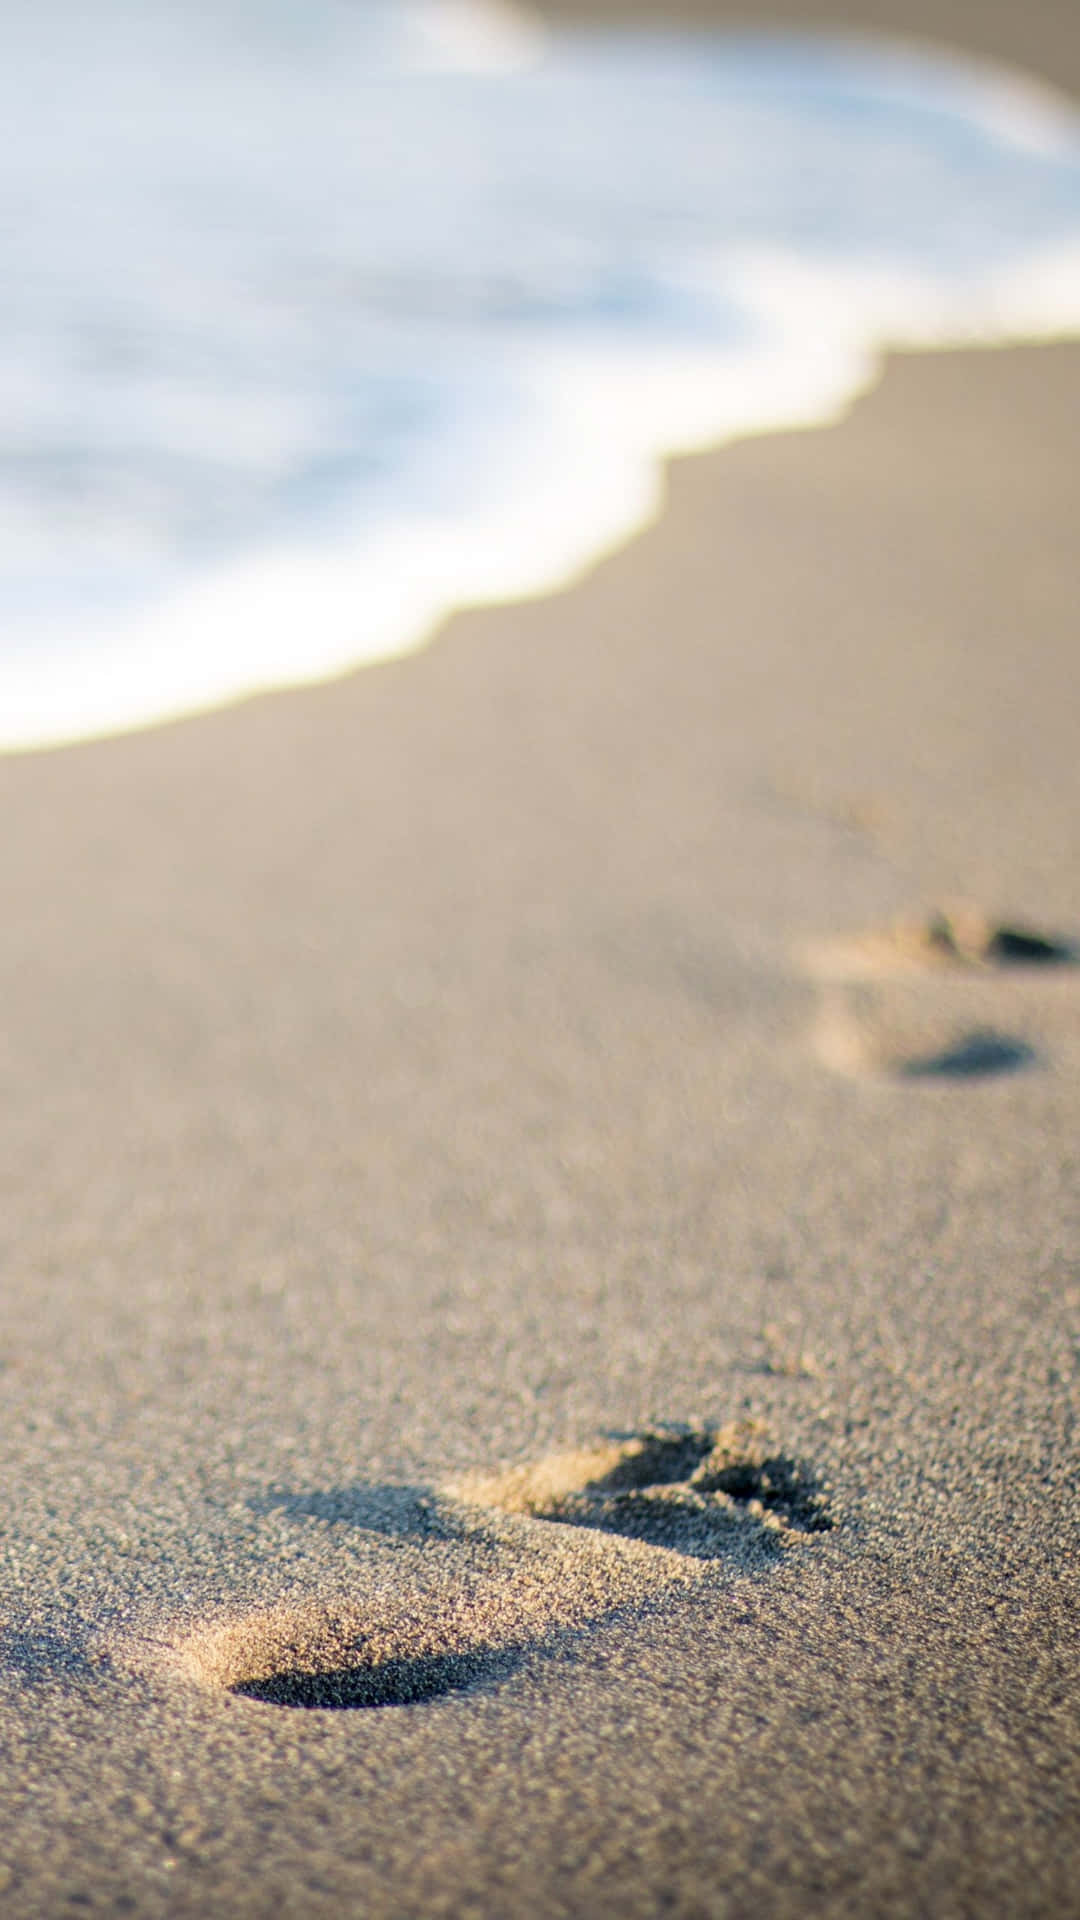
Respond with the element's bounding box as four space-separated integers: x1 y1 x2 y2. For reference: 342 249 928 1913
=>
175 1605 525 1712
451 1422 830 1554
798 903 1077 1080
163 1425 829 1712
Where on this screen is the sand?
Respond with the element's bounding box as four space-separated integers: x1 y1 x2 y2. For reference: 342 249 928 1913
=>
1 8 1079 1912
533 0 1080 99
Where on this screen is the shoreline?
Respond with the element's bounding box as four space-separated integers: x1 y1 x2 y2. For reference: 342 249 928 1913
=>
5 15 1080 757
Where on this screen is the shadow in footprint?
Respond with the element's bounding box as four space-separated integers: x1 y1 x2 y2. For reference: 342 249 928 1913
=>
898 1031 1037 1080
811 988 1043 1083
178 1595 529 1715
984 926 1077 968
232 1645 521 1711
803 908 1078 981
456 1424 831 1560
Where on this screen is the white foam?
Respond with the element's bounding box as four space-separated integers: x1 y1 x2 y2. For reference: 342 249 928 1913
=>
2 5 1080 751
401 0 547 70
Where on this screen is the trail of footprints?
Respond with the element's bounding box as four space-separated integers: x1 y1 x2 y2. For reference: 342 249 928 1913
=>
799 902 1077 1080
169 1425 830 1712
47 906 1073 1715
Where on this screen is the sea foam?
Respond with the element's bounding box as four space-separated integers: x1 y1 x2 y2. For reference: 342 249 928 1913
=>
2 0 1080 750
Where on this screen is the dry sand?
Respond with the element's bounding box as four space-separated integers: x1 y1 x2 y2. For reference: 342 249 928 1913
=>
1 8 1079 1912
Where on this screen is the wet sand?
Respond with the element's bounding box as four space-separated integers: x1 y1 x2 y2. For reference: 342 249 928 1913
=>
1 12 1079 1916
534 0 1080 98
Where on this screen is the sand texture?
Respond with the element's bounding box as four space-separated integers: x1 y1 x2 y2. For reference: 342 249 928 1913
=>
1 106 1079 1917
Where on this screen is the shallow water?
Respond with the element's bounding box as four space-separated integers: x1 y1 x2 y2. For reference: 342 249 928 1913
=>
3 0 1080 749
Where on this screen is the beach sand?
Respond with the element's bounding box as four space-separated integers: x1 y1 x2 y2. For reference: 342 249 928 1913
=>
1 10 1079 1913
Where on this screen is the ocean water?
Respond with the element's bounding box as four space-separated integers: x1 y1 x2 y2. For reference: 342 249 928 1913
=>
3 0 1080 750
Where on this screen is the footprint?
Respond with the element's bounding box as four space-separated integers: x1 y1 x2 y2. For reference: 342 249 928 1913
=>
800 903 1076 984
233 1649 519 1711
159 1426 830 1712
173 1601 525 1711
451 1422 831 1559
810 984 1038 1081
800 904 1076 1080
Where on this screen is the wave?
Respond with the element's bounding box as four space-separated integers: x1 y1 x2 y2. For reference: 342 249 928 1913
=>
2 0 1079 749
